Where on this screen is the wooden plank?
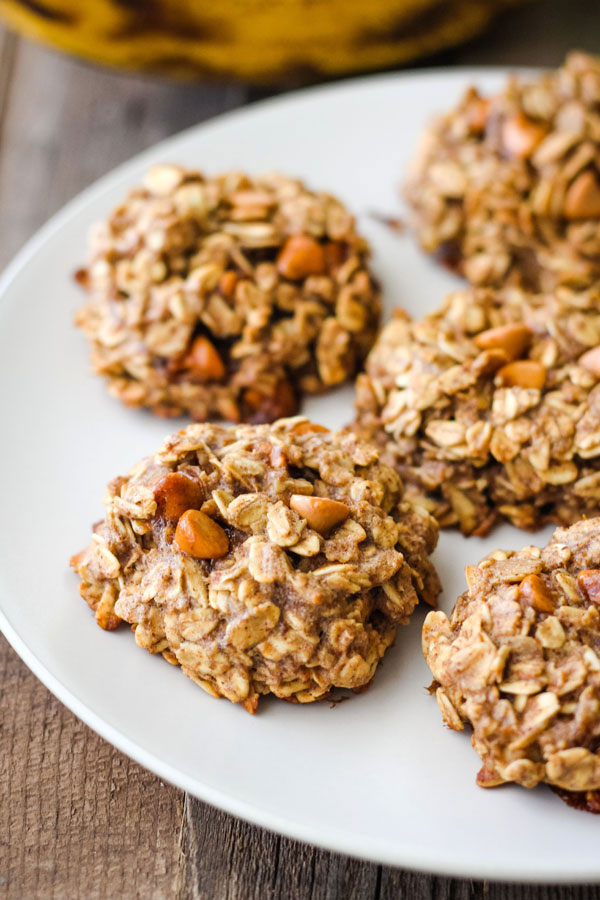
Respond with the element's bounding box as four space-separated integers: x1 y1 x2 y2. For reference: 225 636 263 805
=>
0 633 185 899
180 799 600 900
380 872 600 900
0 26 17 130
180 801 380 900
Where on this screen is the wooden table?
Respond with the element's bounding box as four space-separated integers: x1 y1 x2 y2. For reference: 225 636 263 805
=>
1 4 599 896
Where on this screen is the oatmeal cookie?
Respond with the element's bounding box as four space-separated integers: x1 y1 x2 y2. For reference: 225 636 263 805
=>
406 52 600 291
75 166 381 423
354 284 600 535
422 518 600 810
70 418 440 710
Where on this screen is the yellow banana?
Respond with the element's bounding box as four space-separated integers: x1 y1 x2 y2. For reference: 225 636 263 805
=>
0 0 524 83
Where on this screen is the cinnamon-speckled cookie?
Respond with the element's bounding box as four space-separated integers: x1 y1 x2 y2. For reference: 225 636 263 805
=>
406 52 600 291
71 418 440 711
423 517 600 812
354 284 600 534
76 166 381 423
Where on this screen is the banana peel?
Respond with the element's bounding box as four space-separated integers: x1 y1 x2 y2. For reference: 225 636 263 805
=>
0 0 525 84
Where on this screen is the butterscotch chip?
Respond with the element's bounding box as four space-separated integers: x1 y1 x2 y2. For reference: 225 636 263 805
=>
406 52 600 291
180 336 226 381
501 113 548 160
564 170 600 220
153 472 204 521
518 573 555 614
218 270 238 299
71 418 440 710
474 323 532 360
496 359 546 390
75 167 381 423
579 346 600 376
276 234 326 279
289 421 330 436
174 509 229 558
289 494 350 534
423 518 600 810
577 569 600 603
353 284 600 535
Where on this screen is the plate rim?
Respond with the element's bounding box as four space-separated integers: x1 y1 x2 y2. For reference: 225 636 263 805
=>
1 64 597 884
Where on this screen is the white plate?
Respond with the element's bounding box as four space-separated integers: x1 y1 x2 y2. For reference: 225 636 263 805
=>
1 68 598 884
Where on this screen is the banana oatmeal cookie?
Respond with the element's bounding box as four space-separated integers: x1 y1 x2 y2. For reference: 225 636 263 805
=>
70 418 440 711
423 518 600 811
354 284 600 535
406 52 600 291
75 166 380 423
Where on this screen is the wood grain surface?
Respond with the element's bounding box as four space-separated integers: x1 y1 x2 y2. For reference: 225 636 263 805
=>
1 4 599 896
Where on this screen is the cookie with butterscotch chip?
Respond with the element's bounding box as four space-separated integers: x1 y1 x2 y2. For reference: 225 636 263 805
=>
423 518 600 811
406 52 600 291
75 166 380 423
71 418 440 711
353 284 600 535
